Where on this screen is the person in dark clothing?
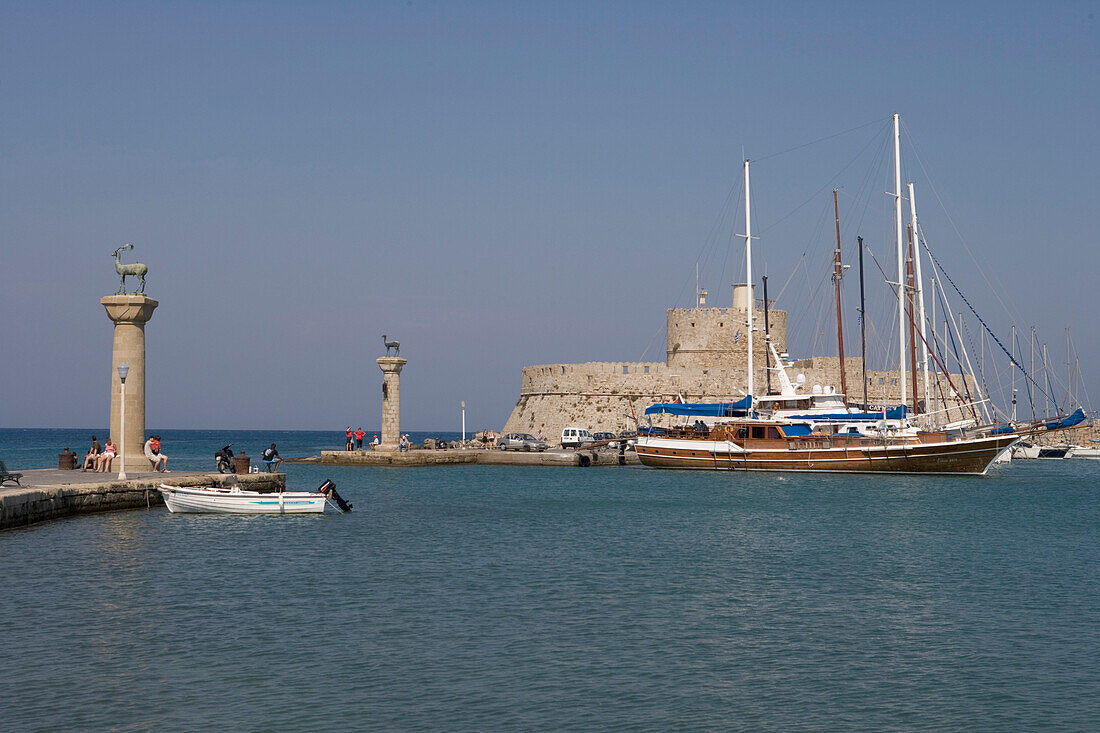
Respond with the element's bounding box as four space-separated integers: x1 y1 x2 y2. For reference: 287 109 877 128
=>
262 443 281 472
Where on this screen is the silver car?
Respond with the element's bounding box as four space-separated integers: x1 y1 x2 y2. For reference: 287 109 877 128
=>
497 433 549 452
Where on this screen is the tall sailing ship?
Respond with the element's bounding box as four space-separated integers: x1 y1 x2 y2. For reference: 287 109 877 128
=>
635 114 1080 475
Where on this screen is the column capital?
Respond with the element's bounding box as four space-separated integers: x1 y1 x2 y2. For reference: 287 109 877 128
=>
377 356 407 373
101 294 158 325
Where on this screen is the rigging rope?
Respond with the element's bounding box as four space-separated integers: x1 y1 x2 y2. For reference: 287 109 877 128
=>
923 243 1055 409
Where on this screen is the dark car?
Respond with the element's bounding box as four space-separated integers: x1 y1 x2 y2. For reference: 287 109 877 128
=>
592 432 617 446
497 433 549 452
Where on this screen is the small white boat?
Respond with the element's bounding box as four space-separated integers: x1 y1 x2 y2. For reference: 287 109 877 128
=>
1012 442 1040 459
159 481 351 514
1068 444 1100 459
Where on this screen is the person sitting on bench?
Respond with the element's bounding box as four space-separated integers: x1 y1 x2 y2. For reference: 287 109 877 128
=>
82 435 102 471
96 439 117 472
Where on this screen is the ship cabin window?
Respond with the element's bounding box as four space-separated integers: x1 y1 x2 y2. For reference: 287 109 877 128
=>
644 366 650 374
623 366 629 374
751 426 765 439
736 427 748 439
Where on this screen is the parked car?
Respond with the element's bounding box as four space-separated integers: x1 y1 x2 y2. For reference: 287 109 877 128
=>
592 432 617 446
560 427 595 449
497 433 549 452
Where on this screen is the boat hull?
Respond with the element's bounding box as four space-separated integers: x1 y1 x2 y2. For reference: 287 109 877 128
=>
635 434 1018 475
159 485 328 514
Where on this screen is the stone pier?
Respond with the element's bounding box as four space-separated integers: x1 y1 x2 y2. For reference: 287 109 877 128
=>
377 356 407 450
101 294 158 471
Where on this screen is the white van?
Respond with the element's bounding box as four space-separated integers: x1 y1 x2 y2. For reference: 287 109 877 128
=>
560 427 594 449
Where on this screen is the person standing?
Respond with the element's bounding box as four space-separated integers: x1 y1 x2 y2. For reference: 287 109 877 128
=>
354 427 365 450
345 427 353 451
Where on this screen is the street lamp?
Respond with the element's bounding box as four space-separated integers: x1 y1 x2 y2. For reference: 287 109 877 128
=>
461 401 466 446
117 362 129 480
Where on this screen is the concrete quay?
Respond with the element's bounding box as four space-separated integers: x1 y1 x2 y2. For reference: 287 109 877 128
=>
0 470 285 531
296 448 641 467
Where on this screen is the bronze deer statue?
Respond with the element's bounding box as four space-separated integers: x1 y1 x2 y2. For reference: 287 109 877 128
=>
383 334 400 356
113 243 148 294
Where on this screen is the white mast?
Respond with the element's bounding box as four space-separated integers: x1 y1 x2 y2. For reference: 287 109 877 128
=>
908 182 929 420
744 159 754 398
1011 325 1017 422
893 113 907 408
1043 343 1050 419
930 276 938 423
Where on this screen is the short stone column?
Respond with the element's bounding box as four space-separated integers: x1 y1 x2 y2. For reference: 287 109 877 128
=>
101 295 158 471
377 356 407 450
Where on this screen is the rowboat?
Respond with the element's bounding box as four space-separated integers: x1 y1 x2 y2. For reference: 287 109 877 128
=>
159 481 351 514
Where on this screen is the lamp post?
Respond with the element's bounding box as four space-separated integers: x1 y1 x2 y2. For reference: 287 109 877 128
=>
461 401 466 446
117 362 130 480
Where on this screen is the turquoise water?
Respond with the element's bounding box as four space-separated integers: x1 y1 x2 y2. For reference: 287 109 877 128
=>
2 430 1098 730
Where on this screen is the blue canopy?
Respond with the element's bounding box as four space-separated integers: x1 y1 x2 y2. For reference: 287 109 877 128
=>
644 396 752 416
1045 407 1086 432
990 424 1015 435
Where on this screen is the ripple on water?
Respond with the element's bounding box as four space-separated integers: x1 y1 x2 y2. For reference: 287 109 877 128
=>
1 461 1098 730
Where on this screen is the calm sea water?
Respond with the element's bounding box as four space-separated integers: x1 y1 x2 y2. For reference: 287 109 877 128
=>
1 429 1098 731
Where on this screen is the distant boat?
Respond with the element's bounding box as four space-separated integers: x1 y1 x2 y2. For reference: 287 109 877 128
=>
1068 442 1100 459
159 481 351 514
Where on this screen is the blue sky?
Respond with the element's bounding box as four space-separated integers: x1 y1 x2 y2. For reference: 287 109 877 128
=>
2 1 1097 429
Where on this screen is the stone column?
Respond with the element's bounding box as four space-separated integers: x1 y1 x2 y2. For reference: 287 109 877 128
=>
377 356 407 450
101 295 158 471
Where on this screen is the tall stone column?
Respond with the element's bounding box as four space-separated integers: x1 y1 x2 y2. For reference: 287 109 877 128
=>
101 295 158 471
377 356 407 450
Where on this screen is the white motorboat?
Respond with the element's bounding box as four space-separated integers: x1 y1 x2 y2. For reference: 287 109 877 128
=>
1068 443 1100 459
159 480 352 514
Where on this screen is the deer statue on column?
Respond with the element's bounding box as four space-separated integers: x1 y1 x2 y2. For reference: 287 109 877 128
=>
113 243 148 294
383 334 400 356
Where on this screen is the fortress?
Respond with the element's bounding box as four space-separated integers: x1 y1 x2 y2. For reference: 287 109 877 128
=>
502 286 977 440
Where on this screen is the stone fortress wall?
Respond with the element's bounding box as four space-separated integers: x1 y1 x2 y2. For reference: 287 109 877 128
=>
501 291 978 443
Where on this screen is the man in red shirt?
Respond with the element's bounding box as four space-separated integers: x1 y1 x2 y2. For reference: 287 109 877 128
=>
354 427 365 450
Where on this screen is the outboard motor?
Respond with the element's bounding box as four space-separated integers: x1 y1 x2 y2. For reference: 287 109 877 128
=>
317 479 352 512
215 444 235 473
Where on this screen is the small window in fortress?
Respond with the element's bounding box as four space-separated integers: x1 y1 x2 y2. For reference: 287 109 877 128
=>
719 323 723 327
561 366 566 375
691 322 695 327
878 378 885 385
623 366 629 374
891 378 897 386
644 366 650 374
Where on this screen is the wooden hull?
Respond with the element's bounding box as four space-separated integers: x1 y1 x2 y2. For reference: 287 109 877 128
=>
635 434 1019 475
